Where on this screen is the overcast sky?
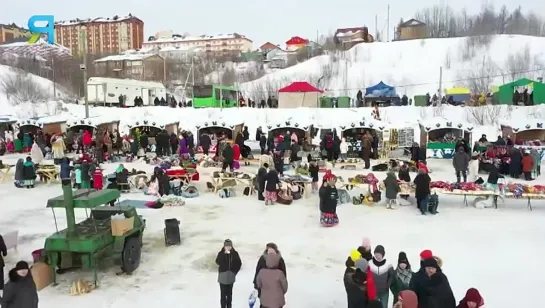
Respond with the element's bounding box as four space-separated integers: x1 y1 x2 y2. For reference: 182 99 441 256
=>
2 0 543 48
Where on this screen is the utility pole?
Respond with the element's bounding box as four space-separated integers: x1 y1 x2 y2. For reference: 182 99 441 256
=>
438 66 443 105
375 15 378 41
79 26 89 118
387 5 390 42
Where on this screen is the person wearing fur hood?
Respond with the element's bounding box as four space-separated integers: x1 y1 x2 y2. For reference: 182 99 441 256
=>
0 261 39 308
457 288 485 308
368 245 395 308
253 243 287 293
391 252 414 305
410 257 455 308
344 258 377 308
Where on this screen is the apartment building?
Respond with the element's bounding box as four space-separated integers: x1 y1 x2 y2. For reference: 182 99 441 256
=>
93 53 165 82
0 23 31 44
54 14 144 57
144 31 252 58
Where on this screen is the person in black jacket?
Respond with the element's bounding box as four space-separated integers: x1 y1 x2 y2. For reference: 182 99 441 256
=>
242 126 249 141
253 243 287 294
255 126 262 141
413 169 431 215
222 143 234 172
155 130 167 157
344 264 370 308
509 148 522 178
410 258 455 308
215 239 242 308
259 133 267 155
200 133 212 156
256 163 268 201
319 177 339 226
398 163 411 182
264 168 280 205
170 133 179 155
139 132 149 152
0 261 39 308
289 141 301 163
0 234 7 290
309 161 319 193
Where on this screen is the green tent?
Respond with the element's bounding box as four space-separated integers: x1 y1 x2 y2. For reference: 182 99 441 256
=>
498 78 545 105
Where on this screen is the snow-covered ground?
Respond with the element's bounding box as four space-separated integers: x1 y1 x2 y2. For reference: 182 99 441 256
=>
0 156 544 308
241 35 545 98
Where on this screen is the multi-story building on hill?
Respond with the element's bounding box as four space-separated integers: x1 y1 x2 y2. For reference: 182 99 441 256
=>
0 23 31 43
54 14 144 57
143 31 252 58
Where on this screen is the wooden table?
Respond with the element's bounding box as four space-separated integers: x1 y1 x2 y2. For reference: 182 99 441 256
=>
0 165 12 183
281 180 312 199
37 168 59 183
212 175 255 195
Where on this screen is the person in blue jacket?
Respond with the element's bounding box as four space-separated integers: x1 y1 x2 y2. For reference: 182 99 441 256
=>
59 157 72 180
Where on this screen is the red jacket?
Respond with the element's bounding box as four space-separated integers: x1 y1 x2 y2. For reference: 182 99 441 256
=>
232 144 241 160
83 131 92 146
522 155 534 172
417 162 429 174
93 169 103 190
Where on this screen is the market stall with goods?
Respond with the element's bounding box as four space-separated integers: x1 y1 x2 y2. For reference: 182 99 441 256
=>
67 116 120 136
500 120 545 161
126 119 179 139
419 118 474 158
195 119 244 154
383 122 417 156
337 118 386 158
16 116 67 135
430 181 545 210
0 115 17 133
266 119 313 142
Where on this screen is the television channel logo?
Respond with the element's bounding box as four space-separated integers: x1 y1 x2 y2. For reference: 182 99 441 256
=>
28 15 55 44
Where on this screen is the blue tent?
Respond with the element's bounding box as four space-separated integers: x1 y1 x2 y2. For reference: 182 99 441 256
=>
365 81 396 97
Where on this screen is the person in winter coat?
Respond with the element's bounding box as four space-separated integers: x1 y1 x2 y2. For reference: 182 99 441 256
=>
22 133 32 152
467 152 480 182
242 126 250 141
453 147 469 182
362 134 372 168
139 132 149 152
457 288 484 308
0 261 38 308
509 148 522 178
82 130 93 151
264 168 280 205
383 171 400 209
369 245 394 308
169 133 178 155
256 163 269 201
333 135 341 161
256 253 288 308
215 239 242 308
178 135 189 158
289 141 301 163
255 126 262 141
319 175 339 226
309 161 319 193
59 157 72 180
521 150 534 180
393 290 418 308
232 143 241 162
0 234 7 290
253 243 287 292
398 163 411 182
273 151 283 176
14 134 23 153
51 136 66 161
221 143 234 172
199 133 211 156
323 133 334 161
345 238 373 268
339 138 349 162
391 252 413 305
30 142 43 166
530 148 540 177
413 169 431 214
344 262 371 308
259 133 267 155
22 156 36 188
410 257 455 308
13 158 24 188
371 133 379 159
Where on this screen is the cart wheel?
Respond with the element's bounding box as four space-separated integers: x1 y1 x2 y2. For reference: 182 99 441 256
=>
121 237 141 273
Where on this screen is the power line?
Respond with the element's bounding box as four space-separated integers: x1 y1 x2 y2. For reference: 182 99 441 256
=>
238 67 544 94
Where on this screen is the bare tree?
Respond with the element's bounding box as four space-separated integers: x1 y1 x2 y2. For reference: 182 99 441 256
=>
461 55 497 93
1 74 49 105
505 44 531 81
465 105 503 125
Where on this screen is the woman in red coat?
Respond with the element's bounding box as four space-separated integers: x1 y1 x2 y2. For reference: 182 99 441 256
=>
232 143 241 160
521 151 534 180
93 168 104 190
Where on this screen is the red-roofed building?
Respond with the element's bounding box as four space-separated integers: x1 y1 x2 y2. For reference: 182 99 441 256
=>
285 36 308 50
259 42 278 52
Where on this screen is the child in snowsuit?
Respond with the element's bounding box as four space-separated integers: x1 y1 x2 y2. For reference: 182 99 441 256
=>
22 156 36 188
339 138 349 162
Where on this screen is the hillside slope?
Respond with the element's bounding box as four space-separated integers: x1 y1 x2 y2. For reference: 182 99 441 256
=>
241 35 545 99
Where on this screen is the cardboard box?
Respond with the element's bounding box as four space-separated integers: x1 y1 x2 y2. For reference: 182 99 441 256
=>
111 216 135 236
31 262 53 291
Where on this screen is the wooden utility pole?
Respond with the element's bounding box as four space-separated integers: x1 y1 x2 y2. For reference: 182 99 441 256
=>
387 5 390 41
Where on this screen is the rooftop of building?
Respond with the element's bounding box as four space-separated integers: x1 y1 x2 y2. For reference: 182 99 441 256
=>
55 14 142 26
94 52 162 63
144 33 252 44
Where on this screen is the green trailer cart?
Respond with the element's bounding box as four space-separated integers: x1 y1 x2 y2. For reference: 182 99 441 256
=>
44 181 146 286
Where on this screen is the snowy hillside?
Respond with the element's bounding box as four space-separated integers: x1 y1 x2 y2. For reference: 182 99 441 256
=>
0 64 72 118
204 61 278 84
241 35 545 99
